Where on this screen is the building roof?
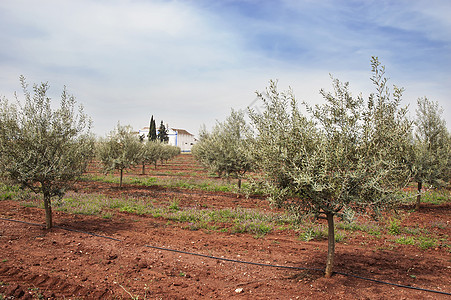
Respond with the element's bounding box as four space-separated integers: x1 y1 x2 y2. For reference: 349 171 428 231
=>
171 128 194 136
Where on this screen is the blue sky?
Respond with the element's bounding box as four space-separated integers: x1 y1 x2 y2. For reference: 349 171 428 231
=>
1 0 450 136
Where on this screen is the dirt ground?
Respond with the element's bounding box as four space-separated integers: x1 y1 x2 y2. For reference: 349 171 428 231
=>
0 155 450 299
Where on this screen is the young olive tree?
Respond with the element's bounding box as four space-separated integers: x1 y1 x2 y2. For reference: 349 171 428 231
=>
192 109 254 189
248 57 412 277
0 76 94 229
160 144 181 164
412 97 451 210
139 141 161 174
97 124 142 188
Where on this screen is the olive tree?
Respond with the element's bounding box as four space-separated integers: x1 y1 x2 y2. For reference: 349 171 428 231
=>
412 97 450 210
139 141 180 174
160 144 181 164
248 57 412 277
192 109 254 189
139 141 162 174
0 76 94 229
97 124 142 188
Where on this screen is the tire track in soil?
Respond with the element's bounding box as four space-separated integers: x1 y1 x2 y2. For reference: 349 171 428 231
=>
0 264 110 299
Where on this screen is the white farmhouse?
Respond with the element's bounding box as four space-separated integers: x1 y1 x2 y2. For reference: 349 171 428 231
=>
168 128 196 153
138 127 150 138
137 126 196 153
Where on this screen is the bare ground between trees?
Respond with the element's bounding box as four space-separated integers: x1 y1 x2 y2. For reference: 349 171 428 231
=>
0 155 450 299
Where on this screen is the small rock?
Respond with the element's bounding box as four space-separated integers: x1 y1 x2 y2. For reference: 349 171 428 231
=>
235 288 244 293
107 254 118 260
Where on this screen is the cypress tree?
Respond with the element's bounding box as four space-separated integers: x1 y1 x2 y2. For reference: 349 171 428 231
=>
148 115 157 141
157 120 169 143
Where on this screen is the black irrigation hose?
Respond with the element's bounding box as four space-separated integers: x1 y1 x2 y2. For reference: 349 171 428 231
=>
1 217 450 296
141 243 325 273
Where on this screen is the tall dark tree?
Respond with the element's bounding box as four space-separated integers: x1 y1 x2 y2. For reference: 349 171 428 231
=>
157 120 169 143
148 115 157 141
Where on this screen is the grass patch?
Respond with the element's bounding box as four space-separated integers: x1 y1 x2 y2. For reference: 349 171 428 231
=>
81 174 238 193
168 198 180 211
165 207 295 237
299 226 327 242
0 181 39 202
299 225 346 243
417 237 437 250
419 190 450 205
23 191 289 238
337 221 382 236
231 220 272 238
400 189 450 206
387 218 402 235
395 236 415 245
129 177 157 186
101 212 114 219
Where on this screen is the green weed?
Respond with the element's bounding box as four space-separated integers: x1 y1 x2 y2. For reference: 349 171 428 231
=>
231 220 272 238
395 236 415 245
299 226 346 242
337 222 363 232
101 212 114 219
129 177 157 186
401 189 450 206
168 199 180 211
334 231 347 243
417 237 437 250
420 190 450 205
387 218 402 235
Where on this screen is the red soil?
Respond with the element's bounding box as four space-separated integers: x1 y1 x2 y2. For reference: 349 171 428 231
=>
0 155 450 299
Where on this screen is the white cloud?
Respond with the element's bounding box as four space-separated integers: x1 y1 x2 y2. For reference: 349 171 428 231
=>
0 0 450 135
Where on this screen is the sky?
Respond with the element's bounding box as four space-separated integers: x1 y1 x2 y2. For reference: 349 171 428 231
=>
0 0 450 137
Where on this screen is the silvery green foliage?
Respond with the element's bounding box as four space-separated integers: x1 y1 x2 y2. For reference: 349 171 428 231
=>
140 140 163 169
138 140 179 174
192 109 254 180
0 76 94 228
97 124 142 180
413 97 450 188
160 144 181 163
248 57 412 220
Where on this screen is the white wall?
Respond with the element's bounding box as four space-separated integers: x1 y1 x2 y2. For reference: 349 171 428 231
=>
168 129 196 152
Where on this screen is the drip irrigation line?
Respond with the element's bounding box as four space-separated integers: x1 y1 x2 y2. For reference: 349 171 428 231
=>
333 271 451 296
142 243 325 272
0 217 46 227
1 216 450 296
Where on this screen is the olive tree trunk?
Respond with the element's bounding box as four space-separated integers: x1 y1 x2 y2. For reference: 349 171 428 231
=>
325 212 335 278
43 191 53 229
120 168 124 188
415 181 422 211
